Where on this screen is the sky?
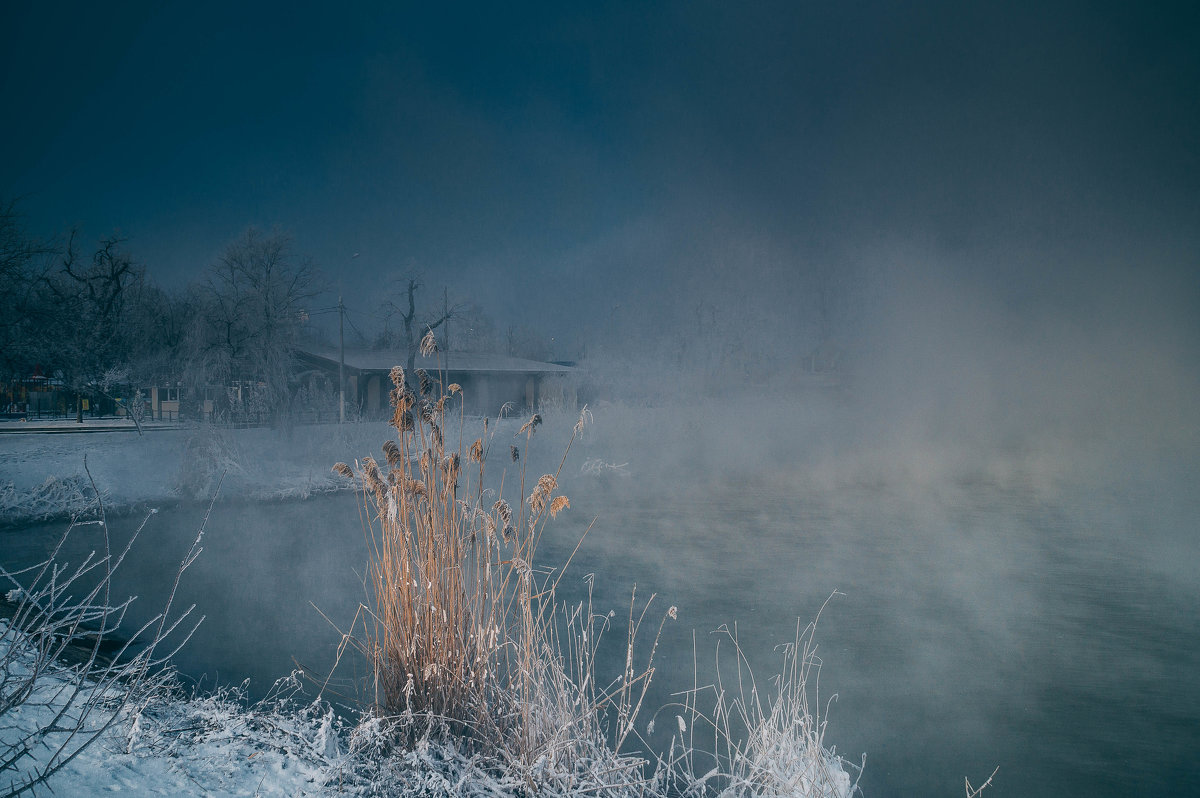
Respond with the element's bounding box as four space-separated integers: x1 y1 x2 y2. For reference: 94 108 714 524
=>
2 1 1198 362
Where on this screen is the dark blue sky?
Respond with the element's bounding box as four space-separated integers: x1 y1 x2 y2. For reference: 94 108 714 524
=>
3 1 1198 356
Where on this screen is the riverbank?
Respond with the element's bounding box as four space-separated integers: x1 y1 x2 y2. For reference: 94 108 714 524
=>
0 421 410 525
0 622 528 797
2 616 859 797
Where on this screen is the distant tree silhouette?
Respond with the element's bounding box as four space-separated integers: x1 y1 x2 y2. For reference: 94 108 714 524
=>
379 276 461 381
191 228 318 425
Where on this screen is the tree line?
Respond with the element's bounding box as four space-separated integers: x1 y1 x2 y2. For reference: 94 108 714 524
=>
0 200 550 424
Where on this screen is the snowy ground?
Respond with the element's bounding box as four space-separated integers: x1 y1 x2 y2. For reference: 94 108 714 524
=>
2 658 335 796
2 621 858 797
0 623 540 797
0 421 407 524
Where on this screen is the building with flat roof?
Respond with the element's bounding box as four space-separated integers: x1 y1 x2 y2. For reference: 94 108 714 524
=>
295 349 577 418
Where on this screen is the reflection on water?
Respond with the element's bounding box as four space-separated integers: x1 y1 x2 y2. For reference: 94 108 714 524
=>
4 463 1198 797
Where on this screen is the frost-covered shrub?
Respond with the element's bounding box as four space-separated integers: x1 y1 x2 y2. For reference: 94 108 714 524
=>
0 473 97 522
0 477 204 797
175 423 243 499
654 606 862 798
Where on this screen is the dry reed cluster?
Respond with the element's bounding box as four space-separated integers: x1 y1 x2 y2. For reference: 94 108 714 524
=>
332 361 663 788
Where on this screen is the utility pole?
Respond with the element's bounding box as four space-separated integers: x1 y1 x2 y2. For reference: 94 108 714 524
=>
338 293 346 424
339 254 358 423
443 287 450 352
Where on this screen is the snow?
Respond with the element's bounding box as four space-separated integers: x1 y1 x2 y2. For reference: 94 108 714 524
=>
1 624 527 797
1 632 330 796
2 621 860 797
0 421 399 524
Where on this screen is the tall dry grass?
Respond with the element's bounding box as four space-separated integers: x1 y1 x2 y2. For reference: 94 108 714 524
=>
659 600 863 797
332 353 667 790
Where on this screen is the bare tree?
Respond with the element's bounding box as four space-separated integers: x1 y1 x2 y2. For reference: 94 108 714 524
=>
40 235 147 422
1 207 194 423
127 285 196 385
505 323 552 362
192 229 318 425
449 301 499 353
379 276 461 380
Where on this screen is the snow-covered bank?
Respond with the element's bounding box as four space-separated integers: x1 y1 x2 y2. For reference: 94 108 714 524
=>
1 622 859 797
0 634 331 796
0 621 558 797
0 422 402 525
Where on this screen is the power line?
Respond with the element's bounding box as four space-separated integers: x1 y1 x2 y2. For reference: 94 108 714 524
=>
343 307 370 345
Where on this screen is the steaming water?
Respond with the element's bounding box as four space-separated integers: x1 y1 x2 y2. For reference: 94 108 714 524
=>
4 447 1198 797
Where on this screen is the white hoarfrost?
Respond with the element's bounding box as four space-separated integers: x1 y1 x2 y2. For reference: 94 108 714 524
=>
0 422 400 524
0 628 537 797
1 614 860 797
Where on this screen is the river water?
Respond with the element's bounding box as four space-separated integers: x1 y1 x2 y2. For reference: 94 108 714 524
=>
3 418 1198 797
